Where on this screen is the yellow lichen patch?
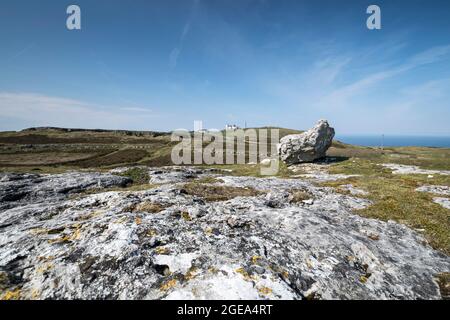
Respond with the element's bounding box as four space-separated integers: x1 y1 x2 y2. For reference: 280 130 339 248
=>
258 286 272 296
77 210 104 221
92 210 105 216
205 227 213 235
114 216 128 224
36 263 53 274
48 235 71 244
160 279 177 291
184 267 198 281
30 228 49 235
71 227 82 241
346 255 356 263
48 225 82 244
31 289 40 300
37 255 55 262
1 289 21 300
235 267 256 281
69 222 82 229
208 267 218 274
235 267 246 274
181 212 192 221
359 276 368 284
251 255 262 264
155 246 169 254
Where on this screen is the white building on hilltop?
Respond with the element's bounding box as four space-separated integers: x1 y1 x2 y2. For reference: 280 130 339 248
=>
225 124 239 131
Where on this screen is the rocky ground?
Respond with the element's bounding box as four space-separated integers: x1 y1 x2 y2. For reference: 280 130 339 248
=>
381 163 450 176
416 185 450 210
0 166 449 300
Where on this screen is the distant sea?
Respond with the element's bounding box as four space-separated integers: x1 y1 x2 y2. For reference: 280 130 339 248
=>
336 135 450 148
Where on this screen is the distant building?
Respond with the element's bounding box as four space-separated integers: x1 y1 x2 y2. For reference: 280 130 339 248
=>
225 124 239 131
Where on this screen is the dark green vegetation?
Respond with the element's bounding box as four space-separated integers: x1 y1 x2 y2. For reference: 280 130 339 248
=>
117 167 150 185
1 127 449 254
0 128 175 171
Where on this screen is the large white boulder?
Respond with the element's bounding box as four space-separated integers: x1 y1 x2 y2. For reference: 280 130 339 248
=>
278 120 335 164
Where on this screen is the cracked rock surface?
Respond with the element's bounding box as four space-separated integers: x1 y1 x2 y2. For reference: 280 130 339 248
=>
0 172 131 212
0 167 448 300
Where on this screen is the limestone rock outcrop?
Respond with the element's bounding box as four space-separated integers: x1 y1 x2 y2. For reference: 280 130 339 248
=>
0 167 448 300
278 120 335 164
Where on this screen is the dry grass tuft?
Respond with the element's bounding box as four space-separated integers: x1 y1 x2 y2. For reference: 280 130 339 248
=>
182 183 263 202
124 201 168 214
290 189 313 203
435 273 450 300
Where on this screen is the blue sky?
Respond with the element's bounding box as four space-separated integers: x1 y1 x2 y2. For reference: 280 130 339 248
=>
0 0 449 134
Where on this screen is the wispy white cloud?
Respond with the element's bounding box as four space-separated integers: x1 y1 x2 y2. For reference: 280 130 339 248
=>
169 0 200 69
317 44 450 108
0 92 159 130
311 56 352 85
365 77 450 135
7 42 36 62
257 41 450 134
408 45 450 65
119 106 154 113
169 48 181 69
400 78 450 99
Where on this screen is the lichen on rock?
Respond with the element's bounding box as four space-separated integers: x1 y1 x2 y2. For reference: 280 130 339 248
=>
0 166 448 300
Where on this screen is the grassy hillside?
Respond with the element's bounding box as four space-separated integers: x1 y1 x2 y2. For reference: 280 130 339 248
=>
0 127 448 170
0 127 449 254
0 128 174 171
0 127 308 170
